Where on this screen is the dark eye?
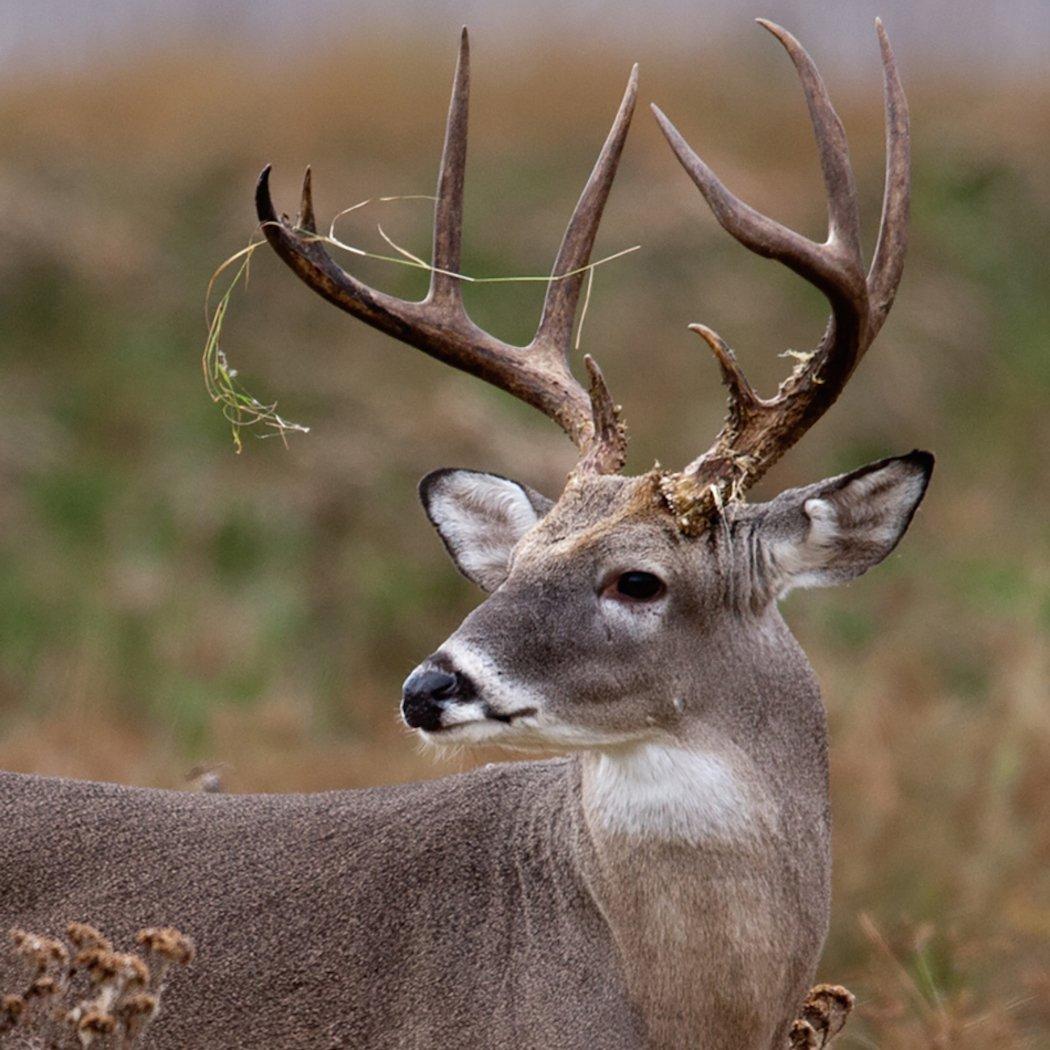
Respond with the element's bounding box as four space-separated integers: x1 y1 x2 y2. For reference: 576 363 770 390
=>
613 571 666 602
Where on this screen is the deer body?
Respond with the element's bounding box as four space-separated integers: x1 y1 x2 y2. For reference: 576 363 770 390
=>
5 18 930 1050
1 762 643 1048
1 606 829 1050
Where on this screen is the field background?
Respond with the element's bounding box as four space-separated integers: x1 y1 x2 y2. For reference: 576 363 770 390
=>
1 1 1047 1045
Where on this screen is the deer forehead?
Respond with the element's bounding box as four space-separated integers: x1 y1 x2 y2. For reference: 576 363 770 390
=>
519 472 684 562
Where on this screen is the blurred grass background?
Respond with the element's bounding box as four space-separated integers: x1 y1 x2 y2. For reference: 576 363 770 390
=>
0 7 1048 1046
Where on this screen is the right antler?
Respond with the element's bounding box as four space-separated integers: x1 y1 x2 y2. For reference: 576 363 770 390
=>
256 29 636 476
653 19 909 530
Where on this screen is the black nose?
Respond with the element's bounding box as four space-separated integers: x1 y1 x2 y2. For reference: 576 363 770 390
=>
401 669 460 731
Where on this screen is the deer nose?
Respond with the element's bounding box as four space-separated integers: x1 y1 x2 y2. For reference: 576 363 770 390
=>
401 668 461 730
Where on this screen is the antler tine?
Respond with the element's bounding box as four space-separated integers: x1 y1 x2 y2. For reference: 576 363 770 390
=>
427 27 470 308
532 65 638 360
868 18 910 337
297 166 317 233
688 324 764 434
256 164 412 327
651 28 865 303
575 355 627 475
650 104 832 293
755 19 862 260
653 20 908 526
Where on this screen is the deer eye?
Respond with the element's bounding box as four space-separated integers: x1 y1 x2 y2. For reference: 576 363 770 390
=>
611 571 666 602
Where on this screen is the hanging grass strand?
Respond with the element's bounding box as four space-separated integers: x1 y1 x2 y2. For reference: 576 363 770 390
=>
202 242 310 453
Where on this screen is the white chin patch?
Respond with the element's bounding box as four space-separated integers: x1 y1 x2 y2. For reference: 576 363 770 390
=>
438 699 488 728
425 699 513 744
419 719 510 746
410 699 505 746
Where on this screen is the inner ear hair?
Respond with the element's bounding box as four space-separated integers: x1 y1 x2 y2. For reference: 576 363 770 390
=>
807 450 933 530
761 450 933 597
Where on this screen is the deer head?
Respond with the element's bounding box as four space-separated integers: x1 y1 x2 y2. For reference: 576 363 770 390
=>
257 22 932 752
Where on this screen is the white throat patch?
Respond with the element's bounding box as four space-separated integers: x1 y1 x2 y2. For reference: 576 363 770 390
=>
583 741 773 845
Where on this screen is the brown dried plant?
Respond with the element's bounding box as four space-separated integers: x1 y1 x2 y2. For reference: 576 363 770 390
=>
1 923 193 1048
789 983 855 1048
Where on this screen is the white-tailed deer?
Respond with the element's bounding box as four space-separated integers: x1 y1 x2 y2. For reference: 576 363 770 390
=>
1 20 930 1049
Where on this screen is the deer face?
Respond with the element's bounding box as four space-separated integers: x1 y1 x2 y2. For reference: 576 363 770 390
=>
401 452 932 749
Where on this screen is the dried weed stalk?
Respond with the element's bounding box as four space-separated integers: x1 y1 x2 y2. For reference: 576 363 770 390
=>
789 983 855 1048
1 922 193 1048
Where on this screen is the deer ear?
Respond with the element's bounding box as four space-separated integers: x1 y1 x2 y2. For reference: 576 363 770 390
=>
757 451 934 598
419 469 553 592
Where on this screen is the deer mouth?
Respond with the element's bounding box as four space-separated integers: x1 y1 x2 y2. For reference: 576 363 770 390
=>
428 705 539 735
483 705 538 725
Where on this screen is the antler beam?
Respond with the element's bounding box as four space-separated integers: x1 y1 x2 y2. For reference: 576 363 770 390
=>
256 29 636 475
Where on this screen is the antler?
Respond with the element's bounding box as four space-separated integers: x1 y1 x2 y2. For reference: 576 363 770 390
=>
652 19 909 527
256 29 636 476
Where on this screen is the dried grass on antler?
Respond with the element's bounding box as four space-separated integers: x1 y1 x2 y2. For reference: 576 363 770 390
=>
256 28 635 476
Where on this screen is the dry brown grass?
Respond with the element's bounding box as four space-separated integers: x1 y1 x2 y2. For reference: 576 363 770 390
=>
1 923 193 1047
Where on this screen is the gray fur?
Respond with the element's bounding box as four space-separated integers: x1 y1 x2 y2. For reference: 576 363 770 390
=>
0 763 642 1048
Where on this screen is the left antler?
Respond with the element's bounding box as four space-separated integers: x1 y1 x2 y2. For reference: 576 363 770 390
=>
653 19 909 527
256 29 636 476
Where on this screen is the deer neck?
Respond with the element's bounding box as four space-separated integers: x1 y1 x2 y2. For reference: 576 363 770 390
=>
574 659 830 1047
579 615 827 847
